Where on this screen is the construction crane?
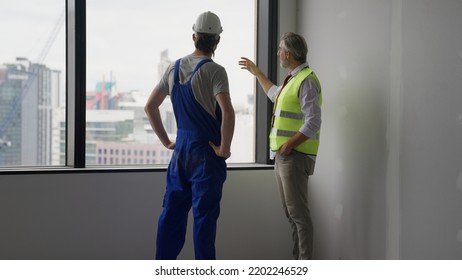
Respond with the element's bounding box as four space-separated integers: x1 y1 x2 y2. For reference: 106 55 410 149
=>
86 76 116 110
0 9 64 151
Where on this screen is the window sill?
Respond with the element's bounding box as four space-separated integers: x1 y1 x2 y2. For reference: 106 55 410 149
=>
0 163 273 175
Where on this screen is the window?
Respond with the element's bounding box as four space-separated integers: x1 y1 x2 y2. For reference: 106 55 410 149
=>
86 0 256 165
0 0 65 167
0 0 277 170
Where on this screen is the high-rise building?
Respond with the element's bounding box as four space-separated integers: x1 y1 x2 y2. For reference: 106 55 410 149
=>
0 58 61 166
84 109 135 165
158 49 171 81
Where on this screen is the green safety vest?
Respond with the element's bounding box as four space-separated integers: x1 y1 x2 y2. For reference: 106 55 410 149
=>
269 67 322 155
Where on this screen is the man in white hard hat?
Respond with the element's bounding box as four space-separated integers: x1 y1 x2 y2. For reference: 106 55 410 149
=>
145 11 235 260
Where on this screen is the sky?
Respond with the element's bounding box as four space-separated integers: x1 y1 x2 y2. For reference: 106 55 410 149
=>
0 0 256 107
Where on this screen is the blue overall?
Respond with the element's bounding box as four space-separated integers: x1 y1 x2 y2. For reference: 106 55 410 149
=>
155 59 227 260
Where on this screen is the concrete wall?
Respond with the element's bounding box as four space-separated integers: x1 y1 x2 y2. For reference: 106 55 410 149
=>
0 169 291 260
299 0 462 259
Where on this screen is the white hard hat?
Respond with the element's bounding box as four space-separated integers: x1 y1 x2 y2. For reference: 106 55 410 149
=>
192 11 223 35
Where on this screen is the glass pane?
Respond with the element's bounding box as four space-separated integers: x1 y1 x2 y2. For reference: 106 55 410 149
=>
86 0 255 165
0 1 66 167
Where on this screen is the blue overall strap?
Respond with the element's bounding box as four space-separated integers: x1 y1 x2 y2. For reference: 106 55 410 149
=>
189 59 212 82
173 58 212 84
173 59 181 84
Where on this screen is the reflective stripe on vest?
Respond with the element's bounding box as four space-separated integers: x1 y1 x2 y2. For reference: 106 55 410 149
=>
271 127 320 139
269 67 322 156
274 109 304 120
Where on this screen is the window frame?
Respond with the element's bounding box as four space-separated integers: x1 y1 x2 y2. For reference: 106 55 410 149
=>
0 0 278 173
66 0 86 168
255 0 278 164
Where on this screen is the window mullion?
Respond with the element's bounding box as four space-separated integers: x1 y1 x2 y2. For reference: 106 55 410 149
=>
66 0 86 168
255 0 278 164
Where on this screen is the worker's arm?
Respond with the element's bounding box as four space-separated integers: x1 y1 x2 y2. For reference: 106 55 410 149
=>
144 86 175 150
279 132 309 156
239 57 275 95
209 92 235 159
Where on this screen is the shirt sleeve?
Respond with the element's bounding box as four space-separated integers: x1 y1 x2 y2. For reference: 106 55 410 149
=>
157 63 174 95
212 66 229 96
298 77 321 138
267 85 280 102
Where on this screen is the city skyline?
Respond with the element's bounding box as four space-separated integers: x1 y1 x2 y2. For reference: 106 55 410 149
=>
0 56 254 166
0 0 256 166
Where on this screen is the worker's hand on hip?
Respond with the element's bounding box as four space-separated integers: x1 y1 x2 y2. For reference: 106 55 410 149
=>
165 141 175 150
209 141 231 159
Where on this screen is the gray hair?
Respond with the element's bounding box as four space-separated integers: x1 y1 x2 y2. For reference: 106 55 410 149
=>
281 32 308 63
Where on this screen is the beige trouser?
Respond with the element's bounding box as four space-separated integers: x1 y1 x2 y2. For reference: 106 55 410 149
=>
274 151 314 260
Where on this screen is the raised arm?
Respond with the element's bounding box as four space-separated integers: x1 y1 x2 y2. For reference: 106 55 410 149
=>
238 57 275 95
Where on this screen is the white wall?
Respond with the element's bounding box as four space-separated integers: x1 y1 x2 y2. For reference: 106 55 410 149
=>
298 0 462 259
0 169 292 260
399 0 462 259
